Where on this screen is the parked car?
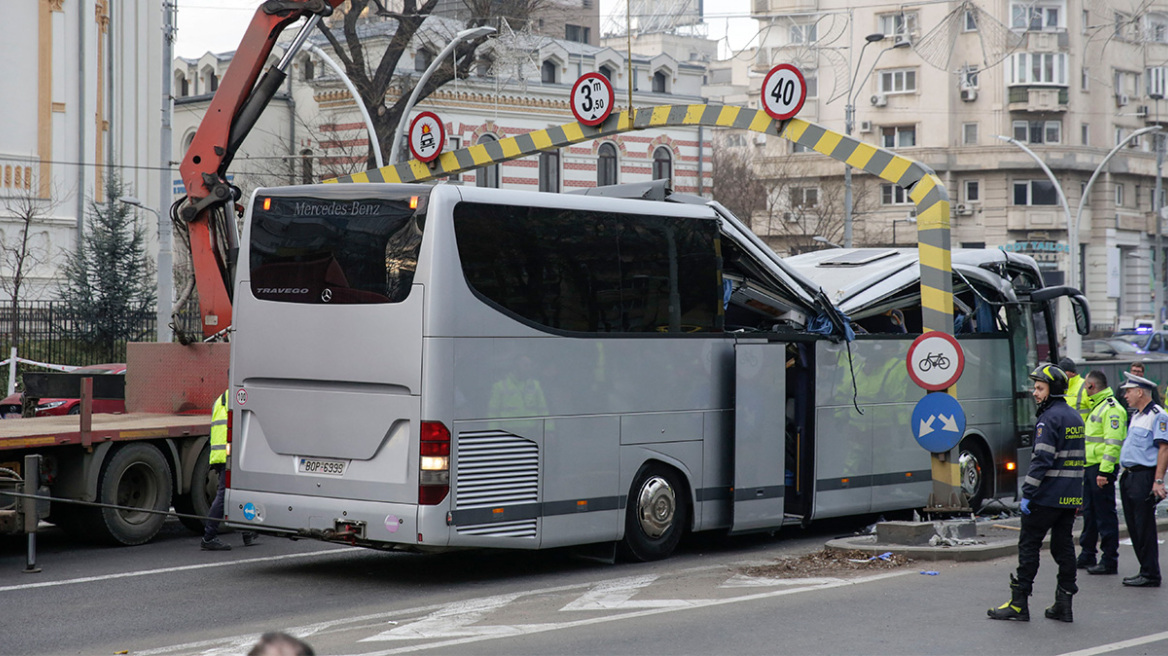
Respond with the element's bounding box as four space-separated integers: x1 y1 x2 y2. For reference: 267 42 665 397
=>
0 363 127 418
1081 339 1151 361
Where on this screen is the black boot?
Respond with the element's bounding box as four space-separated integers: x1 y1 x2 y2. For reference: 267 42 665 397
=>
1044 587 1073 623
988 576 1030 621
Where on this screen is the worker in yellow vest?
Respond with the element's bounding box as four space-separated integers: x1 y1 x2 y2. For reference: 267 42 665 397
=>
1076 370 1127 574
202 389 258 551
1060 358 1088 420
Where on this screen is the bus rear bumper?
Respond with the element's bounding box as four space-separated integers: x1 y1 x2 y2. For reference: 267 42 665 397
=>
225 489 446 549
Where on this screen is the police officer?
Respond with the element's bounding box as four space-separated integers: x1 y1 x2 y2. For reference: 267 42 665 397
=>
988 364 1084 622
1076 370 1126 574
1117 372 1168 587
201 389 258 551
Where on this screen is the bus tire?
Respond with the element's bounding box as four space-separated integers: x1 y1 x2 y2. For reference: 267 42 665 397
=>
958 438 992 512
174 444 215 534
88 443 173 545
619 464 689 562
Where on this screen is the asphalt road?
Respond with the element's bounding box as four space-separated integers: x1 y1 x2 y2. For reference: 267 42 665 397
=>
3 517 1167 656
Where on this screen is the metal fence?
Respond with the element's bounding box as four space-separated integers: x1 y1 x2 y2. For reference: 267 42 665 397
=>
0 301 202 372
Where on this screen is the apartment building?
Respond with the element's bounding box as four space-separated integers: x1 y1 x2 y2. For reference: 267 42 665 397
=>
746 0 1168 333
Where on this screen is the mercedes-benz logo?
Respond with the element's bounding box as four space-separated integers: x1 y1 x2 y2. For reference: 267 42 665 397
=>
321 288 333 303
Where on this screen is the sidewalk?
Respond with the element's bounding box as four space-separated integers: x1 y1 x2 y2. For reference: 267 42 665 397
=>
826 513 1168 562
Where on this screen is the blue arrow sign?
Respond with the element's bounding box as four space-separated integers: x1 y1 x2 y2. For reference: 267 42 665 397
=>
911 392 966 453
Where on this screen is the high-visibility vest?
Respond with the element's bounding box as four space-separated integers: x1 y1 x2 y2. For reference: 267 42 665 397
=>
1083 389 1126 475
209 391 228 465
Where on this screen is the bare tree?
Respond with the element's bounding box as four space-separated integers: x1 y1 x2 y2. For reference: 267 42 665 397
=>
710 136 872 255
318 0 548 167
0 174 57 352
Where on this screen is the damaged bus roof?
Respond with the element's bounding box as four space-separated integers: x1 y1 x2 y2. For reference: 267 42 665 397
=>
785 247 1044 318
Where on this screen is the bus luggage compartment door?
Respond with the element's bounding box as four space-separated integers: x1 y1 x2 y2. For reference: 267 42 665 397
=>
730 341 787 534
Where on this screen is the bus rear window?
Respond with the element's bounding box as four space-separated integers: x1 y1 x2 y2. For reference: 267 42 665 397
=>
249 194 424 304
454 202 721 334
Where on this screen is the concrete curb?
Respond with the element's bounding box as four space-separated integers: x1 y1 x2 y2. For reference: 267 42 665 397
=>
825 517 1168 562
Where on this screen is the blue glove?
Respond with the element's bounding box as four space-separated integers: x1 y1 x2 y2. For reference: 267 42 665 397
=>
1019 498 1031 515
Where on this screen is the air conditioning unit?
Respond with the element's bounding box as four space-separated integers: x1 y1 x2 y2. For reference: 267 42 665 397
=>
871 94 888 107
1117 93 1130 107
960 87 978 102
955 203 974 216
1137 105 1150 118
894 35 913 48
783 211 798 223
859 120 873 133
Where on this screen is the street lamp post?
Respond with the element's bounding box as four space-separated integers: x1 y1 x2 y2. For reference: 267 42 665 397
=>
998 125 1161 359
388 26 496 165
892 215 916 245
843 34 909 248
305 44 383 169
119 196 171 343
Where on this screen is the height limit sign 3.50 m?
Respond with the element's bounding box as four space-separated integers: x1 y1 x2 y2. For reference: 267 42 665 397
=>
761 64 807 121
571 73 615 127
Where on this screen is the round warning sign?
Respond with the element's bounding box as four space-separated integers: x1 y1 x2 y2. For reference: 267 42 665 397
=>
408 111 445 163
761 64 807 121
570 73 615 126
906 331 966 391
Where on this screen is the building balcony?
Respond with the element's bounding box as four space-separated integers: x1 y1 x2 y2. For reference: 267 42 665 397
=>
751 0 818 17
1023 30 1069 52
1007 86 1069 112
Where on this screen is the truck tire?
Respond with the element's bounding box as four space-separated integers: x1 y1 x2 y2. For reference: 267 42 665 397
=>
174 444 215 534
88 443 173 545
618 463 689 562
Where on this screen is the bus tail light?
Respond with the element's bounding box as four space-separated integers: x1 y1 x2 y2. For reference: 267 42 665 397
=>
419 421 450 505
225 400 234 488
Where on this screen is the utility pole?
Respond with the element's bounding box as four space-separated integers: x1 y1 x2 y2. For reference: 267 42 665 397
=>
1156 132 1164 323
157 1 175 342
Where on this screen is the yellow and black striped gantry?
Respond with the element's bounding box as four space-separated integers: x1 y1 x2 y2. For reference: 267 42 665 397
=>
326 104 952 338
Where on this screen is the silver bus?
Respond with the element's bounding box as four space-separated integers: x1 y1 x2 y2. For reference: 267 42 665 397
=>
225 182 1086 560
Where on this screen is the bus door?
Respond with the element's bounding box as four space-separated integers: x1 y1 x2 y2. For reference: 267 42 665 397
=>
730 339 788 533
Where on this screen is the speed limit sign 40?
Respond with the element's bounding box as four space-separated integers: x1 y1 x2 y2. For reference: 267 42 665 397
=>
761 64 807 121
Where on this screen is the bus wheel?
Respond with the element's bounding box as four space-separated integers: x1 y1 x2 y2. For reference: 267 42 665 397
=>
619 464 689 562
174 444 215 534
958 439 992 512
88 443 173 545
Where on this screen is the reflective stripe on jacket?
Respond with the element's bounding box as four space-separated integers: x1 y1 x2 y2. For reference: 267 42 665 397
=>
1023 397 1085 509
1083 389 1126 474
209 391 228 465
1067 375 1088 420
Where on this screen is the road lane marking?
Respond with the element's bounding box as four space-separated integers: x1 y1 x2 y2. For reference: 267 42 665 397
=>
559 574 692 610
346 570 913 656
0 546 361 593
136 567 910 655
1056 630 1168 656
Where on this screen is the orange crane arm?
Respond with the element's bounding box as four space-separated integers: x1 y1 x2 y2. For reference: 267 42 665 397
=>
177 0 345 339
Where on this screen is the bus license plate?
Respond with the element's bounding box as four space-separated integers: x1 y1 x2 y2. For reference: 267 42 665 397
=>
298 457 347 477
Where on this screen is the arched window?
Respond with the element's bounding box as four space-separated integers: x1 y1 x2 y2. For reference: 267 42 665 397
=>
175 71 188 97
652 146 672 183
597 142 618 186
181 131 196 158
201 66 218 94
476 134 500 188
415 48 434 73
541 60 557 84
300 149 314 184
652 71 668 93
599 65 614 81
539 150 560 192
302 56 314 81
